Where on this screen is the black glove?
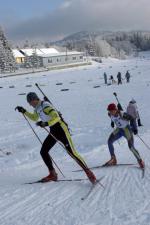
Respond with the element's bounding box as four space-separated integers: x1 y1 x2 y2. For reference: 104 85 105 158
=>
15 106 26 114
117 103 123 111
36 121 48 127
111 121 115 128
133 129 138 135
137 119 143 126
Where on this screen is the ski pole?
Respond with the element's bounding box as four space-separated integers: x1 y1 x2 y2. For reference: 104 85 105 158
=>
23 114 42 144
43 127 67 151
137 134 150 151
22 114 65 177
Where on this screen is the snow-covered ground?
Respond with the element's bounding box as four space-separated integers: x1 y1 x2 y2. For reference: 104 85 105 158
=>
0 53 150 225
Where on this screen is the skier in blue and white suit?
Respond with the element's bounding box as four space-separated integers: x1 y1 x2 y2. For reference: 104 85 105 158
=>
104 103 144 168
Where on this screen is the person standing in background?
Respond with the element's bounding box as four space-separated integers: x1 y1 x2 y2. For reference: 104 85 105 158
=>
125 71 131 83
104 72 108 85
127 99 143 129
117 72 122 85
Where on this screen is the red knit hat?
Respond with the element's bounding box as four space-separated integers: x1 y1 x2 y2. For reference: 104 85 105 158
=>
107 103 117 111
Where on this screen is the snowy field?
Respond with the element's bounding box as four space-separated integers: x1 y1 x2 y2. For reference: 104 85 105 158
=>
0 53 150 225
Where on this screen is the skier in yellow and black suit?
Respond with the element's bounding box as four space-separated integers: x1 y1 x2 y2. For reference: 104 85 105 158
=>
16 92 96 183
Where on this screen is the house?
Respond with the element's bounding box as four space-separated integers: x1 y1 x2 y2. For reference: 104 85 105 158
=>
12 48 85 68
40 51 84 67
12 49 25 64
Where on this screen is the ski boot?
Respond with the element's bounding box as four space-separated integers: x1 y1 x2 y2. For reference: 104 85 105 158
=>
41 169 58 182
103 155 117 166
85 168 97 184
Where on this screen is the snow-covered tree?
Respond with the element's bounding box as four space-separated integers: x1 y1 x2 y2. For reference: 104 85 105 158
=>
30 48 41 68
0 27 16 73
24 48 42 69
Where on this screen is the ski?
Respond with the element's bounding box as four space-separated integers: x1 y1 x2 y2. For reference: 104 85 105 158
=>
25 178 89 184
81 176 105 201
72 163 136 172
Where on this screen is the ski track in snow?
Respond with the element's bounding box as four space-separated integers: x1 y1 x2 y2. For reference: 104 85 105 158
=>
0 166 150 225
0 53 150 225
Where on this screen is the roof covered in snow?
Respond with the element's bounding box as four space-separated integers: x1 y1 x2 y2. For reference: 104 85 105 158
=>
39 51 84 58
12 49 25 58
38 48 59 54
19 48 59 56
12 48 83 58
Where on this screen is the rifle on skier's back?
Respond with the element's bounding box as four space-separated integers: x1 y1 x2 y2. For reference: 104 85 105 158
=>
35 83 71 132
113 92 123 111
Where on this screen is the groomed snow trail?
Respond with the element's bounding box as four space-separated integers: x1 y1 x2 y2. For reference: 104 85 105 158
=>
0 53 150 225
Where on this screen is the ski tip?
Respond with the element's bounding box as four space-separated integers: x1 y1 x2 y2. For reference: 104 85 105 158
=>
24 179 44 184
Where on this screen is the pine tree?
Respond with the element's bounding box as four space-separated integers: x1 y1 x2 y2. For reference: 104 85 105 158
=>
30 48 41 68
24 48 42 69
0 26 16 73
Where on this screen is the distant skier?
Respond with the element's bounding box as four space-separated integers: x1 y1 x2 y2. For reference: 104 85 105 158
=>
16 92 96 184
104 103 144 168
109 75 115 84
117 72 122 85
104 72 108 84
127 99 143 129
125 71 131 83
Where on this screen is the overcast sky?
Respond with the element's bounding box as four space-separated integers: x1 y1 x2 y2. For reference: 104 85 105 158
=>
1 0 150 43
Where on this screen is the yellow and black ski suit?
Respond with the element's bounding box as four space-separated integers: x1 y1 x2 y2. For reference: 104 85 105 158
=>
25 101 88 171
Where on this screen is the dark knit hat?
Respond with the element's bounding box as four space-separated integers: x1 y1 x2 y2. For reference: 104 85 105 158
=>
26 92 39 103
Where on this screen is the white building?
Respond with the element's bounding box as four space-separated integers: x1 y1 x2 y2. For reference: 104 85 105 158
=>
40 51 84 67
12 48 86 68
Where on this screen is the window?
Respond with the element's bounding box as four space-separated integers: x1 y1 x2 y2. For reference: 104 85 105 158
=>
80 56 83 59
72 57 76 60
